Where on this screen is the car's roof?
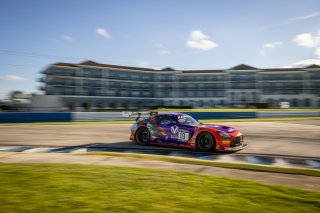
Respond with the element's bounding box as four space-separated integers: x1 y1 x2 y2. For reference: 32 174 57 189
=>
157 112 187 117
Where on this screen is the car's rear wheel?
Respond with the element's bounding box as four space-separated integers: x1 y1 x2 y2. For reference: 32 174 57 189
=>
136 127 150 145
197 132 215 151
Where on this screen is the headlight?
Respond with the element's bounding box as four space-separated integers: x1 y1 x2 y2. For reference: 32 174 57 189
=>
218 131 231 138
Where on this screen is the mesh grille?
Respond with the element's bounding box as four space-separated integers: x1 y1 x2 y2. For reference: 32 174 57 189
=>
231 135 243 147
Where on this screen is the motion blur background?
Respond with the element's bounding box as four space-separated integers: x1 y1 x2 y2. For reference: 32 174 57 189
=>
1 0 320 113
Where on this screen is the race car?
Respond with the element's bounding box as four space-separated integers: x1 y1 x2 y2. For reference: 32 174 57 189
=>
123 111 247 152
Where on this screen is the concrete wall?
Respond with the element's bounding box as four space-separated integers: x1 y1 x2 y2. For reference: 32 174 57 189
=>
72 112 144 121
31 95 63 112
257 111 320 118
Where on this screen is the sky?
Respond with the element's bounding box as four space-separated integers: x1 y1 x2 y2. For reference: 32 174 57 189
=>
0 0 320 98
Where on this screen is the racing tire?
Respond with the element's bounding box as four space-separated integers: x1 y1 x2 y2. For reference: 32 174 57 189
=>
197 132 216 152
135 127 150 146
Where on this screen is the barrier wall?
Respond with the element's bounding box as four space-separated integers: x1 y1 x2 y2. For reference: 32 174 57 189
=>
0 111 319 123
182 112 257 120
0 112 72 123
257 111 320 118
73 112 134 121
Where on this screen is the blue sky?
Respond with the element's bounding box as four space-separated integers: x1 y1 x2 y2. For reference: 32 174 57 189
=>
1 0 320 98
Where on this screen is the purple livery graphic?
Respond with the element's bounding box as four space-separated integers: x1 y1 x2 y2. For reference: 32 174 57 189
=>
123 112 247 152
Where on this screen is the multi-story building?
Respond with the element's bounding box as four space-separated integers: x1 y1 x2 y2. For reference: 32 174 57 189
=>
35 60 320 111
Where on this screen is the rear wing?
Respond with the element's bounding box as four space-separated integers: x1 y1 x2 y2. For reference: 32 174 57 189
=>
122 111 158 121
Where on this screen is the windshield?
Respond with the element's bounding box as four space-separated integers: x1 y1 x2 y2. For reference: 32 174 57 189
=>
177 115 199 126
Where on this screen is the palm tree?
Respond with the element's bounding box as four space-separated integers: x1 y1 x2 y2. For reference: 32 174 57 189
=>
9 91 24 100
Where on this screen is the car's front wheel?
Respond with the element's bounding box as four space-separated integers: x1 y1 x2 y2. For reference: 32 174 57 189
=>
197 132 215 151
136 127 150 145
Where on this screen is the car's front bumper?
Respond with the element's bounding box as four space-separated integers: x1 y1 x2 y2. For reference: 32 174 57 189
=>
221 143 248 151
217 134 247 152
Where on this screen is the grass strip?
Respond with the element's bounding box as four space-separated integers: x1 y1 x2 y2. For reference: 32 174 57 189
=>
0 163 319 213
82 152 320 177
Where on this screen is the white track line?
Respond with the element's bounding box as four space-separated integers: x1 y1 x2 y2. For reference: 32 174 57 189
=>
0 146 20 151
70 148 87 153
23 147 56 153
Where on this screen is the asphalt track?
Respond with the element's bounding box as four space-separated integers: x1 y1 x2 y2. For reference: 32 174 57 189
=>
0 120 319 158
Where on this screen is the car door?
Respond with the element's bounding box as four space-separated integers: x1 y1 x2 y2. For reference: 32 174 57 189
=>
176 124 194 143
157 115 179 143
175 115 195 144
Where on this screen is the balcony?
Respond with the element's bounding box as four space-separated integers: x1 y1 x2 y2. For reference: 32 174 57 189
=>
230 77 256 82
262 89 303 95
230 83 256 89
38 77 46 82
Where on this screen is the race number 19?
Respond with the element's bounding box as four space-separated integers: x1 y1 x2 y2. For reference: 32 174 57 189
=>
178 131 189 141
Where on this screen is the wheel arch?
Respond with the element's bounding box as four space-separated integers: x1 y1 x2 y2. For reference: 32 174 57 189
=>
135 126 151 146
195 130 217 151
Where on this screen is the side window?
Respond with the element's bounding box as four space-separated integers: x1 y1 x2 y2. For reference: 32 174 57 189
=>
158 115 174 125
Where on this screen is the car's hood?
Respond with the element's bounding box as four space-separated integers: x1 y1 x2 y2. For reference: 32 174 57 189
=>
199 124 237 133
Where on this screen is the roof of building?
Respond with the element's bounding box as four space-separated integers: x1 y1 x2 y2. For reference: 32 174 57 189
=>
50 60 320 73
52 60 156 71
79 60 157 71
181 70 224 74
230 64 257 70
262 68 305 72
260 64 320 72
52 62 79 68
161 67 176 71
78 60 101 66
306 64 320 68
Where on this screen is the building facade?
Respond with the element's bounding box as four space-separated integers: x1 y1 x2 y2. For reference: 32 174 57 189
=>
36 61 320 111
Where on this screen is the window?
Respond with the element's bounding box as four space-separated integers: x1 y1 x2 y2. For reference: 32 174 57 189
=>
177 115 199 126
187 91 194 97
119 74 128 79
292 99 298 107
96 101 104 109
120 91 128 96
187 83 195 89
198 91 205 97
142 74 152 81
131 74 139 80
157 115 175 125
305 98 311 107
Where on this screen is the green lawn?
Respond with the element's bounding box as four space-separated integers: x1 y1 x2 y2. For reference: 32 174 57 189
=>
0 163 319 213
83 152 320 177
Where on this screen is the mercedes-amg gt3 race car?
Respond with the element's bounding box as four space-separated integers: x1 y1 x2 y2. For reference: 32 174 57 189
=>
123 112 247 152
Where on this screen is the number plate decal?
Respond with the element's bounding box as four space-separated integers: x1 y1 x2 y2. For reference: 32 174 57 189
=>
178 130 189 141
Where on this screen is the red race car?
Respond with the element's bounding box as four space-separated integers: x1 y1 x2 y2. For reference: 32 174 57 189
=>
125 112 247 152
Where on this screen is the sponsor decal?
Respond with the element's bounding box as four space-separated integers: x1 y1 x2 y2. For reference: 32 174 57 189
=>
178 130 189 141
227 128 234 133
222 140 230 145
171 125 179 134
171 135 178 139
